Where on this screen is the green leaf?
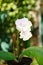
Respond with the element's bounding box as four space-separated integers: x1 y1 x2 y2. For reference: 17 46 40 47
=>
20 46 43 65
0 51 16 60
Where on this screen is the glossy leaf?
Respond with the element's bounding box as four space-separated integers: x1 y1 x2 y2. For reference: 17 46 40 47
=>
20 47 43 65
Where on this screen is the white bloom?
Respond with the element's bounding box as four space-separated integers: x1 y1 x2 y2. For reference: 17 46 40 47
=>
15 17 32 41
15 18 32 31
20 30 32 41
1 42 9 52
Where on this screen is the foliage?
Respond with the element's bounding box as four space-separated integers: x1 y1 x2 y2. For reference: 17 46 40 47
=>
0 51 16 60
0 46 43 65
20 47 43 65
0 0 37 56
0 0 42 65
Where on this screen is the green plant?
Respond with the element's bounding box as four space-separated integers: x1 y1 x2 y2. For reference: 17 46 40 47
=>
20 46 43 65
0 0 43 65
0 46 43 65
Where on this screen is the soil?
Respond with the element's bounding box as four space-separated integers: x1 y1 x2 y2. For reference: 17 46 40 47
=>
6 57 32 65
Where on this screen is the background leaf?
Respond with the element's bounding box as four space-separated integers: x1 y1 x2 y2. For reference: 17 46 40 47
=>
20 47 43 65
0 51 16 60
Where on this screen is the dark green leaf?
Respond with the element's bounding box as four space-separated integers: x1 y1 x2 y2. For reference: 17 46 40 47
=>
0 51 16 60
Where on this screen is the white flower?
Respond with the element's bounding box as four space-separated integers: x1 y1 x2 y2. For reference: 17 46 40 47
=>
20 30 32 41
15 17 32 41
15 18 32 31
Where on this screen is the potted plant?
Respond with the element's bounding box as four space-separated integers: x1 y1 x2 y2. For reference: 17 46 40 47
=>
0 18 43 65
